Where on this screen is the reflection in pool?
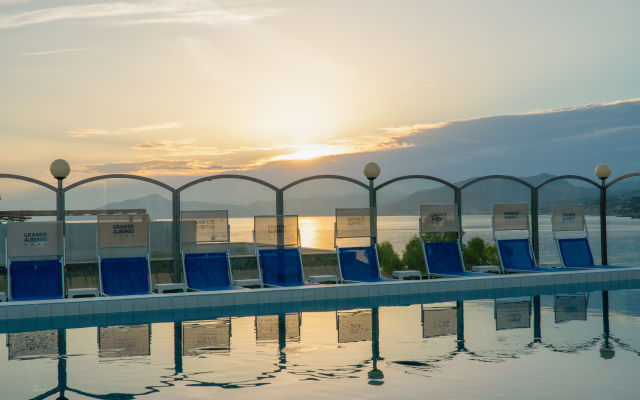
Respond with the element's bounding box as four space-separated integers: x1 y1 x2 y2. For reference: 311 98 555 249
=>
2 289 640 399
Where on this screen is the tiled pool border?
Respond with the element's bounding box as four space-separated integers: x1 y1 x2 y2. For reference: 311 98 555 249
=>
1 268 640 333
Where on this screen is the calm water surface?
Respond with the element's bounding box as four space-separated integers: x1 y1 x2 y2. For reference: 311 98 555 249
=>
2 289 640 399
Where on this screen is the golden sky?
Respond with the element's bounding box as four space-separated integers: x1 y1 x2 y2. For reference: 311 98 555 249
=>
1 0 640 185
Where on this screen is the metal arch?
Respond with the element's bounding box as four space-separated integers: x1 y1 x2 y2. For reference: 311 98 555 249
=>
459 175 534 190
0 174 57 191
177 174 279 193
64 174 175 193
375 175 458 191
280 175 370 191
606 172 640 189
536 175 601 190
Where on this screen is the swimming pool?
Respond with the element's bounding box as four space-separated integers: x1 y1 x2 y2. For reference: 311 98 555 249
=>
2 278 640 399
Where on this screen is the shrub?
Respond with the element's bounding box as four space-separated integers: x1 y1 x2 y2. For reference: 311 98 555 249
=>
377 240 404 276
401 235 426 272
461 237 500 270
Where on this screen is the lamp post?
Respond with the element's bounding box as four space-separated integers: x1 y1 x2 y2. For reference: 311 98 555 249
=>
50 159 70 235
595 164 611 266
364 162 380 247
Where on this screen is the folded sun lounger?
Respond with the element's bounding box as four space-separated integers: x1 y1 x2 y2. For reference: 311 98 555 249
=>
181 210 247 290
419 204 486 279
552 205 626 270
335 208 392 283
5 221 65 301
253 215 311 287
97 214 153 296
493 203 563 274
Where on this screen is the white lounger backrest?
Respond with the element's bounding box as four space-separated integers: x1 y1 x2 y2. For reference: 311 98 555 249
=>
6 221 63 261
552 205 587 237
181 210 230 254
97 214 149 259
420 204 458 235
334 207 375 249
493 203 530 240
254 215 299 247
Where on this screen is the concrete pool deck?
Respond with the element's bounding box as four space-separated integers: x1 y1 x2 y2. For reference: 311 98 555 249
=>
1 267 640 331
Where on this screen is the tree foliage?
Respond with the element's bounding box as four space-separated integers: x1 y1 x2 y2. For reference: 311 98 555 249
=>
377 240 404 276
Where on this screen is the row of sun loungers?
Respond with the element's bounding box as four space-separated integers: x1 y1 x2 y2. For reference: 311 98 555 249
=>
1 203 628 302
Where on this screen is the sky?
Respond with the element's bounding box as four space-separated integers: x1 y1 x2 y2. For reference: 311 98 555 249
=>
1 0 640 188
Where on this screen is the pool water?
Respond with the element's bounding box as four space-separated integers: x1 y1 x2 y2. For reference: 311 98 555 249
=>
2 288 640 399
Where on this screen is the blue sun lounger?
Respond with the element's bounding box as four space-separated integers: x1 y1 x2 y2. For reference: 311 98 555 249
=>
254 215 312 287
419 204 486 279
180 210 250 291
552 205 626 270
97 214 153 296
5 222 65 301
493 204 563 274
335 208 391 283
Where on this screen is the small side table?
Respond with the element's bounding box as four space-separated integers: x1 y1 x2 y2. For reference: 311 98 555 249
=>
309 275 339 284
68 288 100 298
392 270 422 280
471 265 501 273
0 292 6 302
233 279 263 288
155 283 187 294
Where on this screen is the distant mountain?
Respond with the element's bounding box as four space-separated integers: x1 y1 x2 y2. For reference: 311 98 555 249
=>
378 174 602 215
97 174 640 219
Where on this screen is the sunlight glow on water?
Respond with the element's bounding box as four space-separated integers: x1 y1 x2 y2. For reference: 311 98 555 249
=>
2 290 640 399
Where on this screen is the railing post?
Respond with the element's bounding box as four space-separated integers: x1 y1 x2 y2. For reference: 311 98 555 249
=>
369 179 377 246
172 191 181 281
455 188 462 243
276 190 284 248
600 180 607 265
531 187 539 262
56 179 66 235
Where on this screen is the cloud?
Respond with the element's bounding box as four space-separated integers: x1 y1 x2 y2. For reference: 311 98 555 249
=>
21 47 94 56
69 122 181 137
130 122 182 132
133 139 232 155
68 129 109 137
0 0 282 29
75 159 239 175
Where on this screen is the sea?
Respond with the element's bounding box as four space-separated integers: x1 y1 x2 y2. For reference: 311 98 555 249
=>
227 215 640 267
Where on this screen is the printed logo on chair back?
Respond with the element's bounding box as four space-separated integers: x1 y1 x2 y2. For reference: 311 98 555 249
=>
98 214 149 248
181 210 229 243
335 208 374 239
493 203 530 231
420 204 458 234
552 205 586 232
7 221 62 258
254 215 299 246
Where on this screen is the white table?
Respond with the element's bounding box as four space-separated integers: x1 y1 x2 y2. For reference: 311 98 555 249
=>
472 265 501 273
155 283 187 294
67 288 100 298
233 279 263 288
392 270 422 280
309 275 339 284
0 292 5 302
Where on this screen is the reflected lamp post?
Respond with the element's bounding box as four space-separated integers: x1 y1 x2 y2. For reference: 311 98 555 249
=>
364 162 380 247
595 164 611 266
50 159 70 235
